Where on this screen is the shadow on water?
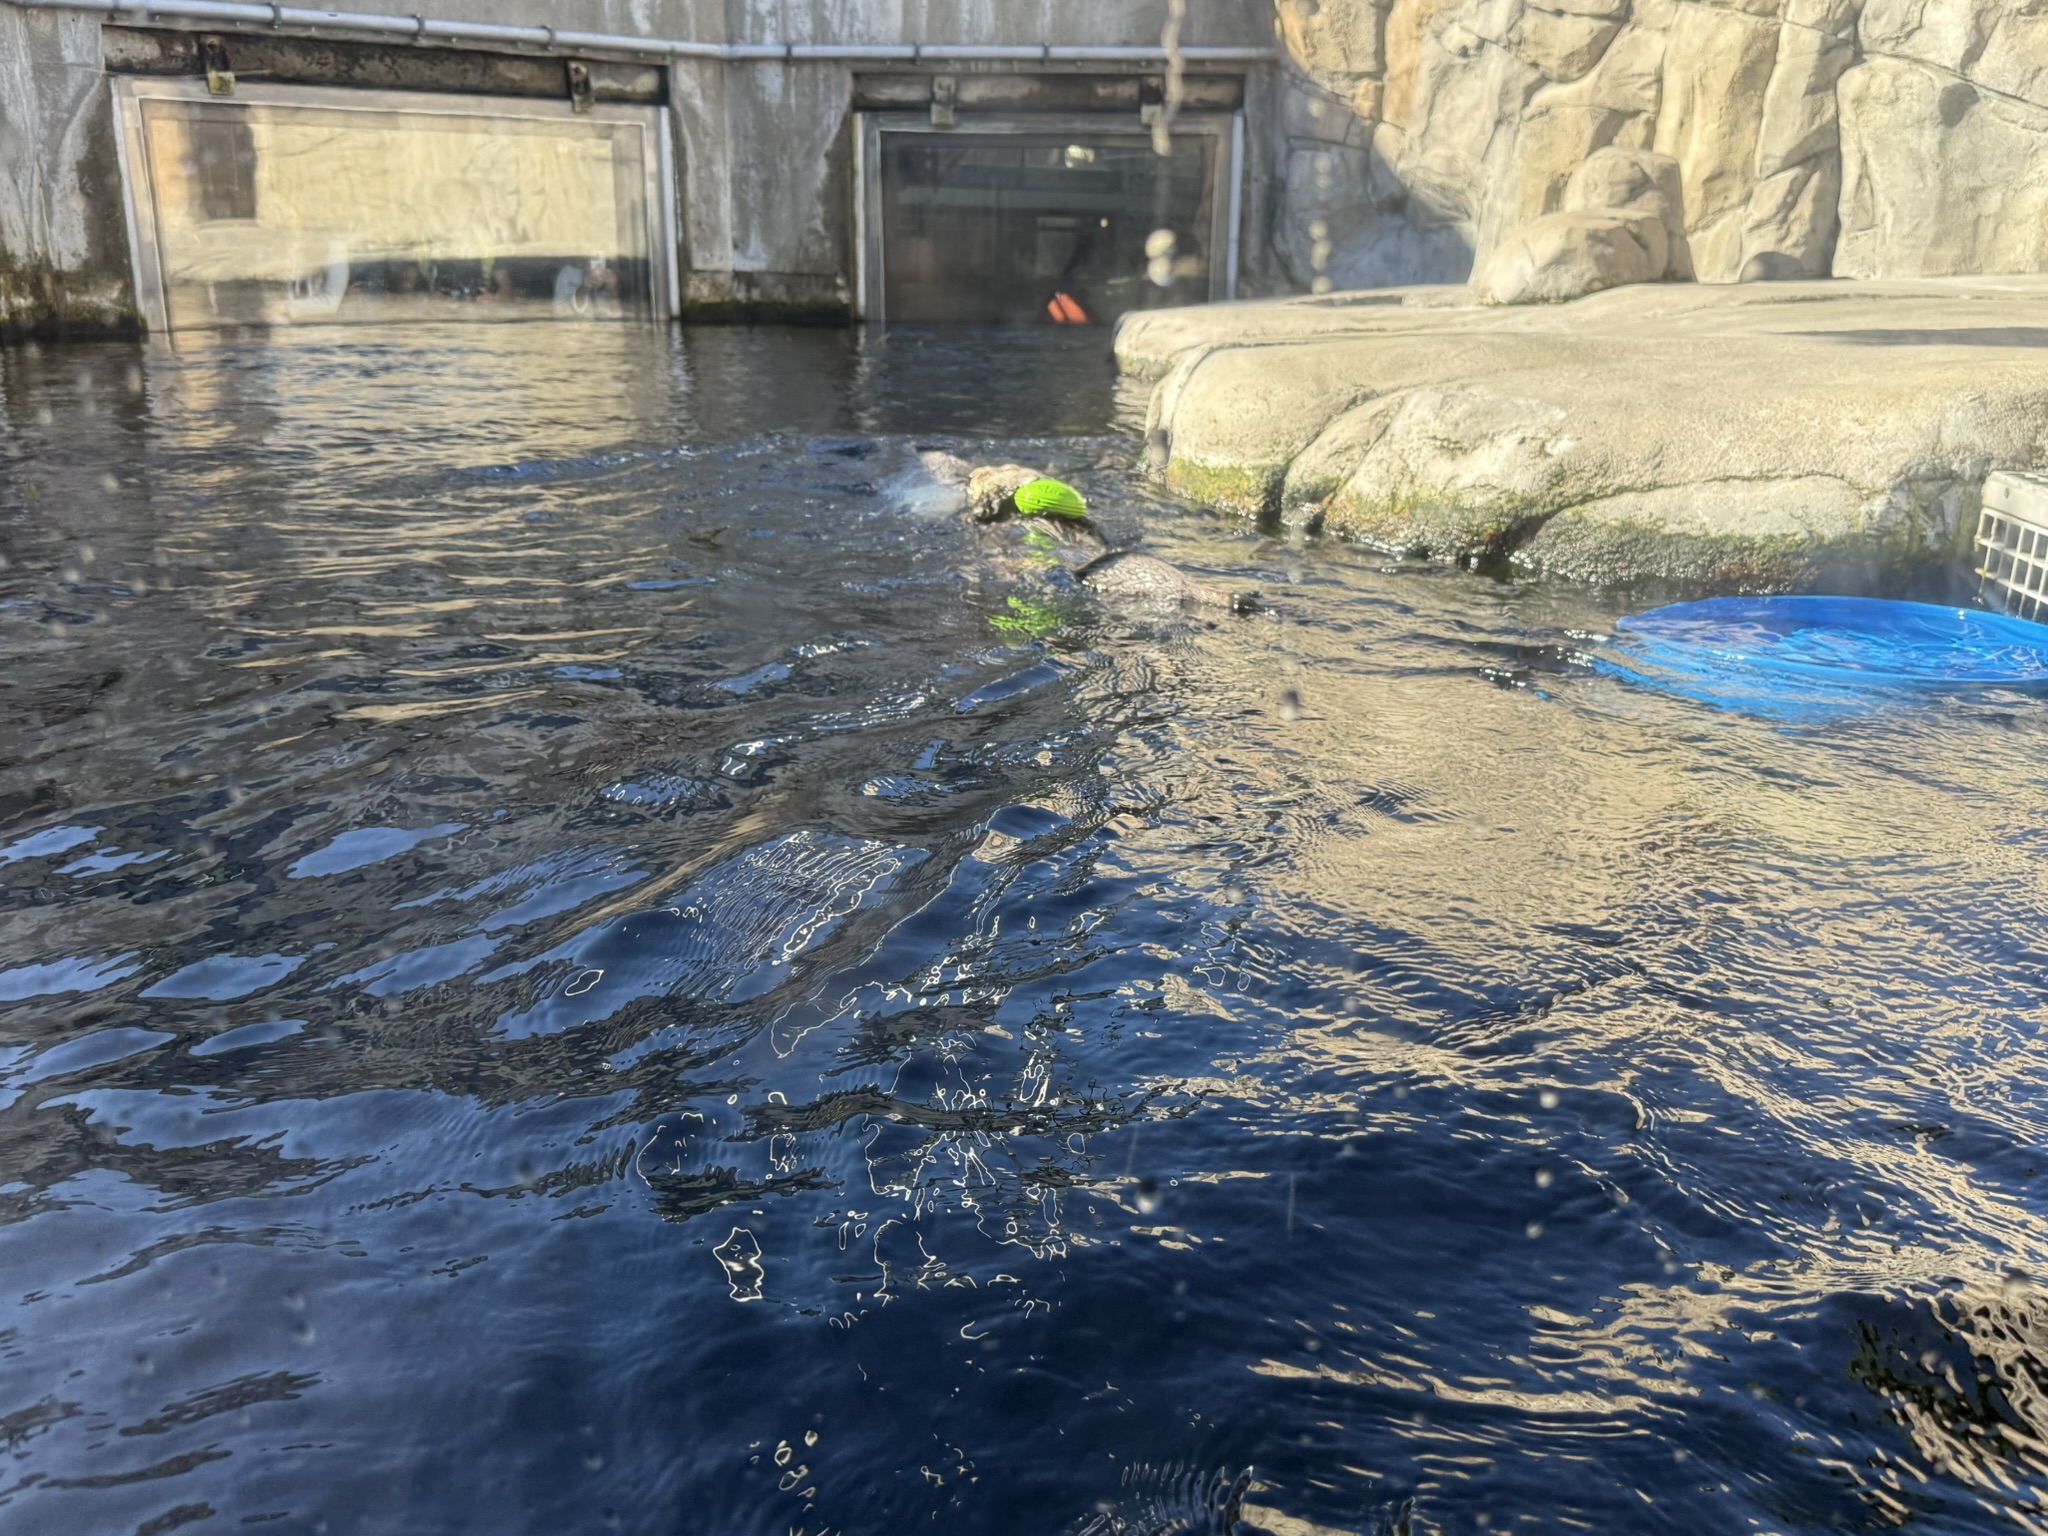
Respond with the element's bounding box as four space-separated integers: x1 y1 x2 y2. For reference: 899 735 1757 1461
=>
6 324 2048 1534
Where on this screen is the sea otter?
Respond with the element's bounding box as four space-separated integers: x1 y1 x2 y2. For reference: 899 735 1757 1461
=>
916 452 1256 617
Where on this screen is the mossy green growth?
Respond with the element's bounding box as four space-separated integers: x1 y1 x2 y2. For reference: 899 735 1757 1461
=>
1162 456 1285 519
1013 478 1088 520
988 592 1079 640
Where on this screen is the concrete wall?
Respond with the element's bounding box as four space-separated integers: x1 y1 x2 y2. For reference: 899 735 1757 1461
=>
0 6 137 335
0 0 1278 336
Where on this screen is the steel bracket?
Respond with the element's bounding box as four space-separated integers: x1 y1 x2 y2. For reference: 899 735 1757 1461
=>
566 59 595 113
200 34 235 96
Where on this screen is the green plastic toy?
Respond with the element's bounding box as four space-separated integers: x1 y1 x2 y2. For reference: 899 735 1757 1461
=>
1012 478 1088 521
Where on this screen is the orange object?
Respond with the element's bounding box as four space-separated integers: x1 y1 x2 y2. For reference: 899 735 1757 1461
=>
1047 291 1089 325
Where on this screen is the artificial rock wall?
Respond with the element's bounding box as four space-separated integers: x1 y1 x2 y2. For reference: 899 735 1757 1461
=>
1269 0 2048 290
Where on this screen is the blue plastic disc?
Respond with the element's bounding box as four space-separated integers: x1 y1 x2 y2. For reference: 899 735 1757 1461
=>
1615 597 2048 687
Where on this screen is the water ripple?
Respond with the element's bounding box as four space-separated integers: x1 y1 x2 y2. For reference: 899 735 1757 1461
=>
3 327 2045 1535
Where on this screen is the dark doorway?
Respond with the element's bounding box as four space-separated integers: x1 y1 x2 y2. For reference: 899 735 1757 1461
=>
878 132 1219 326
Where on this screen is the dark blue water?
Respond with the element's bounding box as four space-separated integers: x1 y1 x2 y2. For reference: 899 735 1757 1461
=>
6 325 2048 1536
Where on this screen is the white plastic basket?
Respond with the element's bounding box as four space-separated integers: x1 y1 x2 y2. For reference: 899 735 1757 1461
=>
1976 472 2048 623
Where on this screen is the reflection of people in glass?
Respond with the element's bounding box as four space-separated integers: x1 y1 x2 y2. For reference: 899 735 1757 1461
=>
552 256 621 319
1044 220 1102 326
585 256 621 317
477 252 514 304
285 238 349 321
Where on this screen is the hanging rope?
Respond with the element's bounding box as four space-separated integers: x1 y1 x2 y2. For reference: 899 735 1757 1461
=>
1151 0 1187 157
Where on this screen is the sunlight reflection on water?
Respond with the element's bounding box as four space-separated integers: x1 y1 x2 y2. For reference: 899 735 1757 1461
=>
3 325 2048 1535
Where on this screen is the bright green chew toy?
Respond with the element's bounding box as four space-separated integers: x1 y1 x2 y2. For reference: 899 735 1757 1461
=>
1013 478 1088 521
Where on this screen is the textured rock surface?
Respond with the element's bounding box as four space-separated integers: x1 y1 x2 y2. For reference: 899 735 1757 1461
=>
1836 57 2048 280
1475 210 1666 304
1270 0 2048 293
1473 147 1688 302
1119 278 2048 589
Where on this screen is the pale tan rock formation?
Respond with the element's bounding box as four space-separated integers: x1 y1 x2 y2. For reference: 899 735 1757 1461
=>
1118 277 2048 588
1473 147 1689 302
1269 0 2048 293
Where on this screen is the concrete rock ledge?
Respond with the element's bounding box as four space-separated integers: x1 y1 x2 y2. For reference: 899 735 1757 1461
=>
1118 278 2048 591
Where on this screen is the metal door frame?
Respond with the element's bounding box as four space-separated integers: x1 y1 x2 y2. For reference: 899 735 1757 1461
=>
113 75 679 334
854 109 1244 328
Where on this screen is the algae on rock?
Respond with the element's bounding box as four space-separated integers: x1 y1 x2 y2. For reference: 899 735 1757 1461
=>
1119 277 2048 590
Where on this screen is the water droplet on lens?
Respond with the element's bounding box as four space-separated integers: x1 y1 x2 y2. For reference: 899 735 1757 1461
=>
1534 1169 1554 1189
583 1450 604 1471
1525 1222 1543 1240
1539 1090 1560 1110
1277 689 1302 722
1134 1177 1161 1215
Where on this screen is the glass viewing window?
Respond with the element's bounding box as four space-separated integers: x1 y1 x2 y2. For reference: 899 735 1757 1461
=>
117 81 672 332
878 132 1218 326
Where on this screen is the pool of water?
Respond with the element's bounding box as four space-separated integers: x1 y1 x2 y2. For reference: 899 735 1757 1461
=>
5 324 2048 1536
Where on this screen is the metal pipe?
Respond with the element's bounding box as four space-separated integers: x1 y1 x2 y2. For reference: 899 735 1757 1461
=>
787 44 918 62
1 0 1273 64
914 45 1056 62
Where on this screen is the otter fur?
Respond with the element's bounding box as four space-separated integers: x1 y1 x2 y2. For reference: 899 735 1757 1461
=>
919 453 1255 616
